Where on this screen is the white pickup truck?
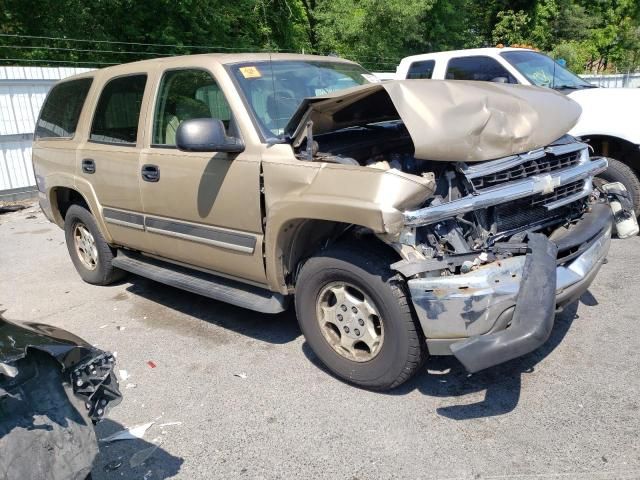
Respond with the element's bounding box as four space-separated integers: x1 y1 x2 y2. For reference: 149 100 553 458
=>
395 47 640 215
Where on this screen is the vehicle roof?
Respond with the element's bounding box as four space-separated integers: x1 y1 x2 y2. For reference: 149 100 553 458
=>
58 52 359 82
399 47 534 65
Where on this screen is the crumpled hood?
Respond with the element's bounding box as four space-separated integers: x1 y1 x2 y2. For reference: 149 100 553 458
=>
568 87 640 145
286 79 582 162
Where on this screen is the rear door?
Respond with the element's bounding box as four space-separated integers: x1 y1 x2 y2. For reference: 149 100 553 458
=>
138 67 266 285
76 74 150 251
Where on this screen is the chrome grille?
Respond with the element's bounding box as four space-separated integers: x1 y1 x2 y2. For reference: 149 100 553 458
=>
403 143 604 228
530 180 585 207
494 202 578 232
494 182 585 232
470 150 582 190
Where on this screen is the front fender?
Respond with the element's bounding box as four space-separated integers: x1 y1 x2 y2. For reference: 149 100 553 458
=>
262 160 435 291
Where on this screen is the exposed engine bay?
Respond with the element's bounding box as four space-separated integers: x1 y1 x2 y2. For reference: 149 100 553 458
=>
295 122 611 278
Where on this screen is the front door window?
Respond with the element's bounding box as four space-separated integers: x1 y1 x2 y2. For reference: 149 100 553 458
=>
152 69 232 146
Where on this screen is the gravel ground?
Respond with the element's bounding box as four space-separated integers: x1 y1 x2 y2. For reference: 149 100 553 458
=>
1 203 639 480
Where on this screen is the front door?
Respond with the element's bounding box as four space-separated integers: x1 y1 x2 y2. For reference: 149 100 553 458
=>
139 68 266 285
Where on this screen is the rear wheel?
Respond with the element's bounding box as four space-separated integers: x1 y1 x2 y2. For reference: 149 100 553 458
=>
295 243 427 390
64 204 125 285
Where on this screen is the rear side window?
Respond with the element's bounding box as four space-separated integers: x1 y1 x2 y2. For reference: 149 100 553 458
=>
406 60 435 79
35 78 92 139
446 56 516 83
90 75 147 145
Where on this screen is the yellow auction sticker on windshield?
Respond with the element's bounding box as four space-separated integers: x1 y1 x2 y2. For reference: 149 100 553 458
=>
239 66 262 79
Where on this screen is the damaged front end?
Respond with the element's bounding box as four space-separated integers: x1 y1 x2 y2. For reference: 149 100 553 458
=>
394 140 616 372
0 315 121 422
284 79 627 373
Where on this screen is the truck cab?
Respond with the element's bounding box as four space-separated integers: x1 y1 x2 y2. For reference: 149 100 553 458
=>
396 47 640 216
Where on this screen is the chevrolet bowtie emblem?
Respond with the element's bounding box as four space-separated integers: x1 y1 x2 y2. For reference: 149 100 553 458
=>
532 174 561 195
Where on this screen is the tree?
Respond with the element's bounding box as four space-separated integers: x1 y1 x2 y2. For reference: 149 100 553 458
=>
313 0 435 69
492 10 531 46
1 0 638 72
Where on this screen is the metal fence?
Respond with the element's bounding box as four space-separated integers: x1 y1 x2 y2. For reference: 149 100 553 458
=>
582 72 640 88
0 66 92 200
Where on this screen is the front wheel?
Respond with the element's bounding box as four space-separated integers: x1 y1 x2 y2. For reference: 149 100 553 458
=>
295 244 427 391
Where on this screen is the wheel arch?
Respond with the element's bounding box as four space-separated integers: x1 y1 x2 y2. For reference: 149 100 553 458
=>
583 134 640 171
266 217 401 294
50 186 89 226
49 184 113 243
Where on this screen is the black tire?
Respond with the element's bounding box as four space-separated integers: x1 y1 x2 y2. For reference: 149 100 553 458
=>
0 352 98 480
596 157 640 218
64 204 125 285
295 243 427 391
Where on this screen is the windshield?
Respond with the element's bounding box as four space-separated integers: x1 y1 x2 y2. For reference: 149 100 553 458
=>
501 50 594 90
229 60 373 139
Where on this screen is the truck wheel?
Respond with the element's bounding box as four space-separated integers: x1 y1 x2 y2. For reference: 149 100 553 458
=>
295 243 427 390
595 157 640 219
64 204 124 285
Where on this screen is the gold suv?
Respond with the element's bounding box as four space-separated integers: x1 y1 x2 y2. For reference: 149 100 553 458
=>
33 53 625 389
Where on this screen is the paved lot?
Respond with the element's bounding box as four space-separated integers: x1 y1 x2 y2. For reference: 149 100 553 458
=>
1 203 639 480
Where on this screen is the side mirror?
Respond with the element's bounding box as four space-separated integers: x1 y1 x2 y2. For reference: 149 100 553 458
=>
176 118 245 153
490 76 509 83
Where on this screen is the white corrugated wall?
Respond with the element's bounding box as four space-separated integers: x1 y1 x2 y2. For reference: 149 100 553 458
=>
0 66 93 197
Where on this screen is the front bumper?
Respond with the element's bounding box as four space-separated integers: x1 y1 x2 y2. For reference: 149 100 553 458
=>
407 203 612 372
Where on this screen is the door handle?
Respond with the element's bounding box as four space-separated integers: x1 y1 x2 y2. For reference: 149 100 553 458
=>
141 164 160 182
81 159 95 174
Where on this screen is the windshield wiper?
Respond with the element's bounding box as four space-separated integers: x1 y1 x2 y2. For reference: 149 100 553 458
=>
552 84 581 90
553 84 597 90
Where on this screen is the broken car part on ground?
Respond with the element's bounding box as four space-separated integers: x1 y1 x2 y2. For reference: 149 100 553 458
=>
31 53 635 390
0 315 121 479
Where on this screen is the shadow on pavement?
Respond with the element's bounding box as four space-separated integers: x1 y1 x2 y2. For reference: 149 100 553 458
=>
303 296 585 420
93 418 184 480
124 276 301 345
124 270 587 421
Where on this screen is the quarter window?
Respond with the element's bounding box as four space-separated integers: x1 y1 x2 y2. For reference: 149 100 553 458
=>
152 69 231 146
90 75 147 144
406 60 435 80
445 56 516 83
35 78 92 139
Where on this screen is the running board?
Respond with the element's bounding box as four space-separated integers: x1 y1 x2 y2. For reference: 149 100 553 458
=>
112 250 288 314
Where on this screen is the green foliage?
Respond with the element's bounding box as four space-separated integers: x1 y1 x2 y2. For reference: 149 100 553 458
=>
0 0 638 72
314 0 435 69
492 10 532 46
550 40 595 72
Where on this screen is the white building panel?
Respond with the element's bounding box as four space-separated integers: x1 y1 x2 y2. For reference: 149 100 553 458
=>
0 140 33 191
0 66 93 195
